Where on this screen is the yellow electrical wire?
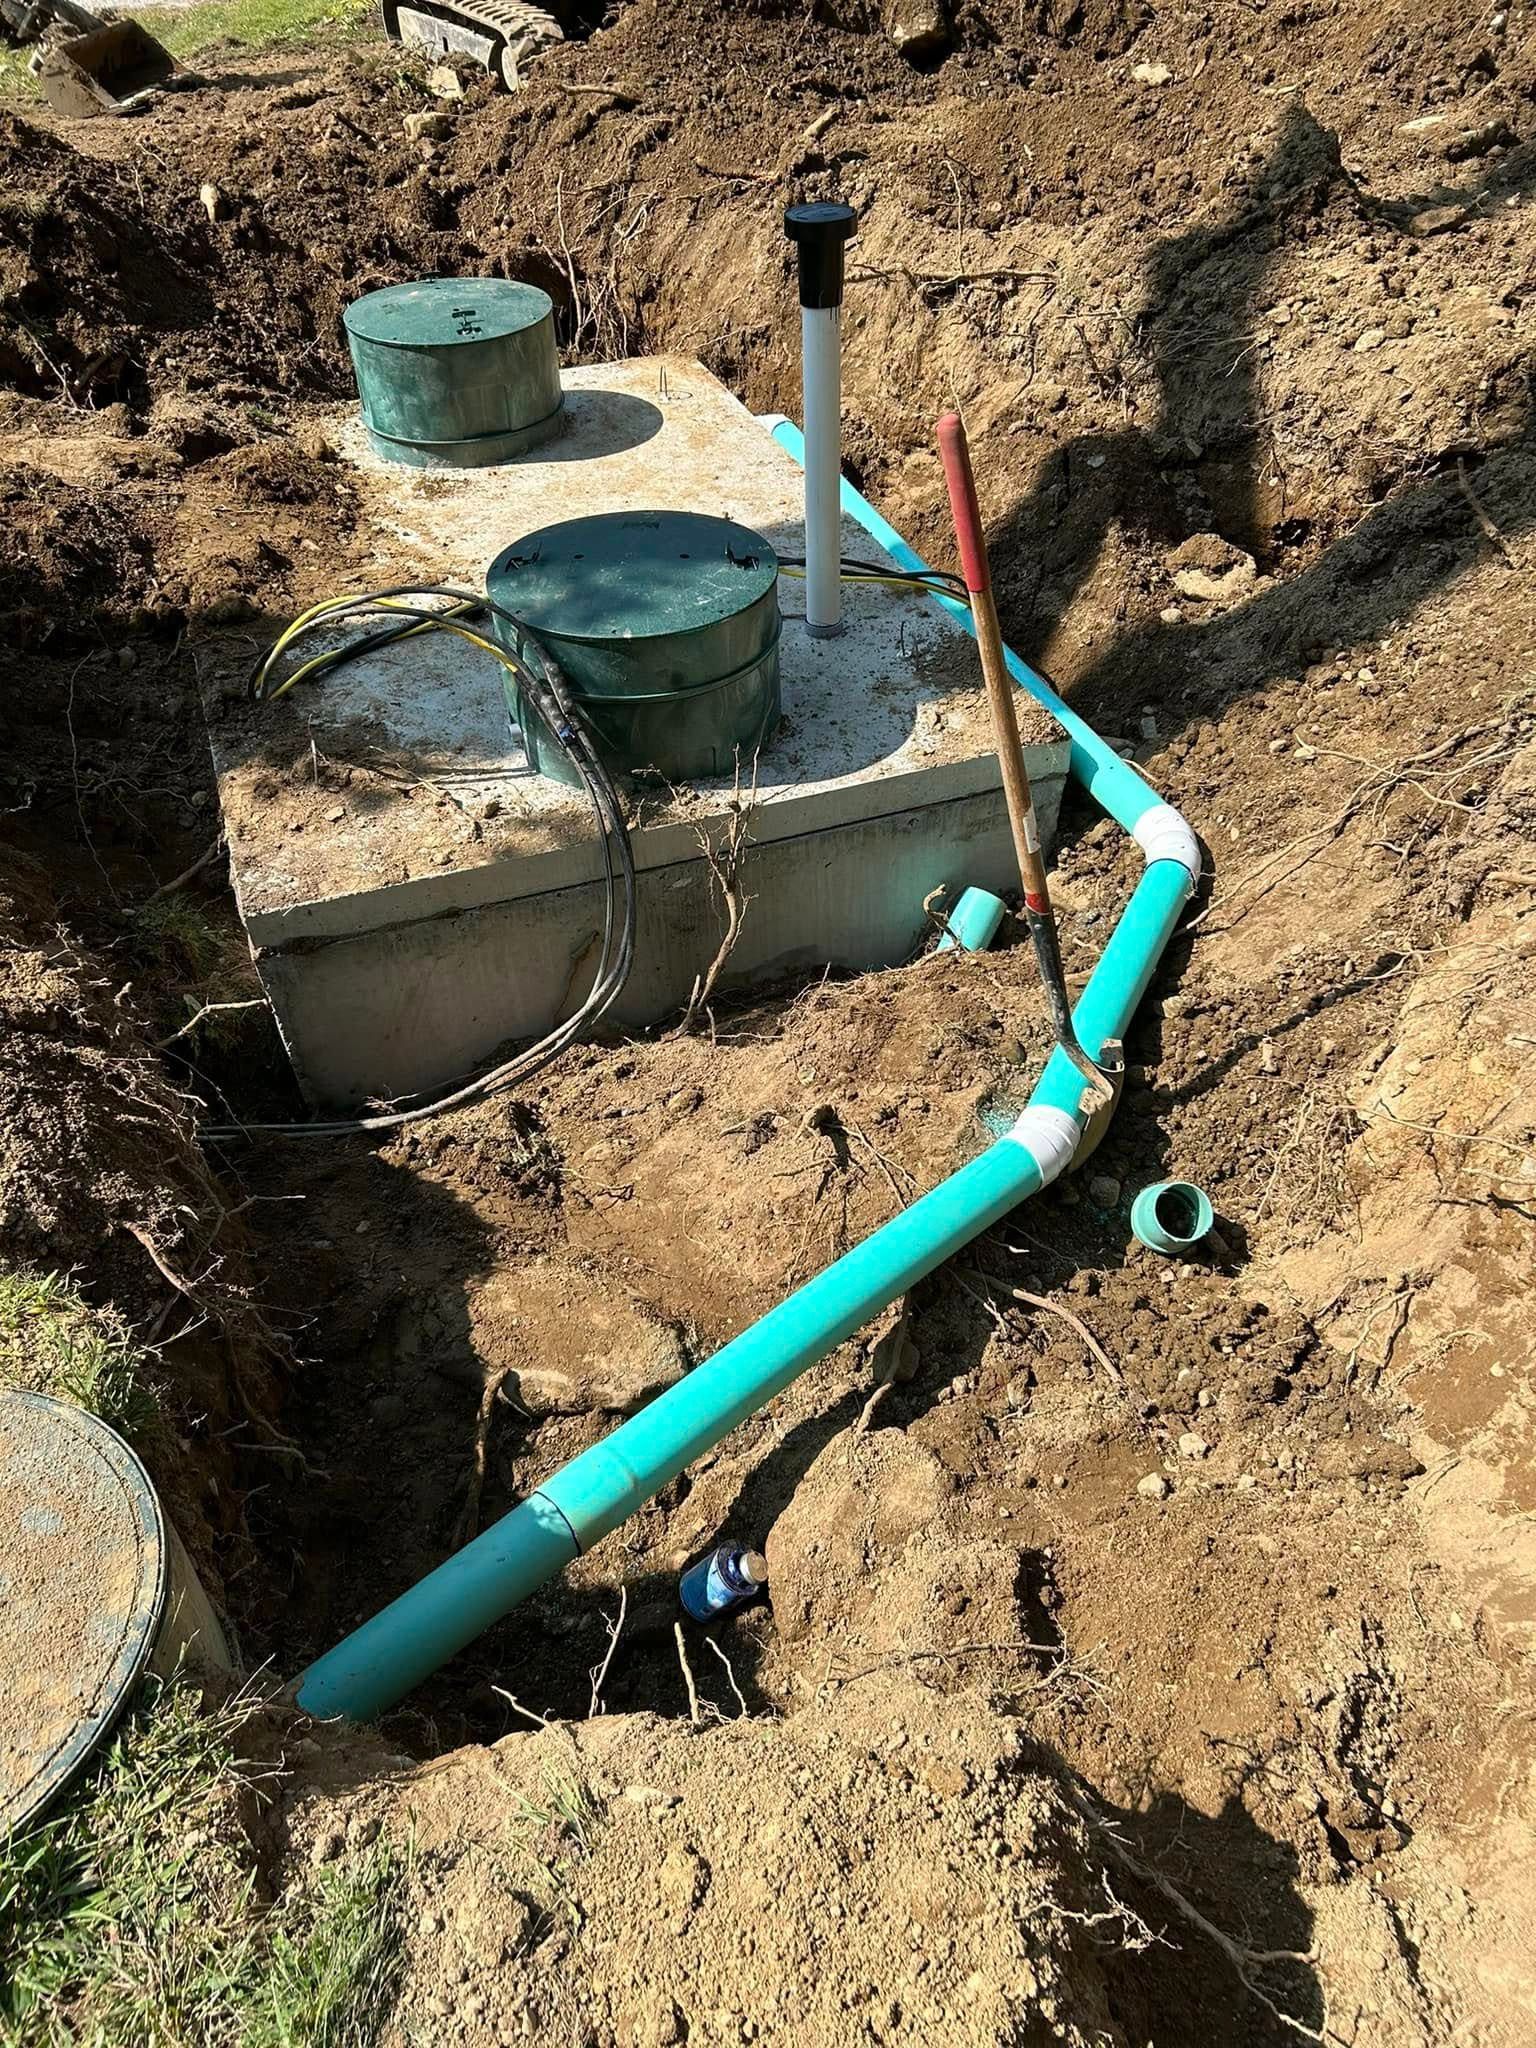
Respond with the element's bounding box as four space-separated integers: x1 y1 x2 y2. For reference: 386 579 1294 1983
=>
257 597 513 703
254 569 972 706
777 563 970 604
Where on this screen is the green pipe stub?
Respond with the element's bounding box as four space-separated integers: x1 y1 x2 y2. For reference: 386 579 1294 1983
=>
937 885 1007 954
343 277 563 469
487 510 782 784
1131 1179 1214 1255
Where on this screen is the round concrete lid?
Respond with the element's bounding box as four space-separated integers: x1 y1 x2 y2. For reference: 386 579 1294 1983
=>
487 511 779 646
0 1389 167 1835
343 277 554 350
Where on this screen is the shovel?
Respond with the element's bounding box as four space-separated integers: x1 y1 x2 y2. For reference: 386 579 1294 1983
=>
937 410 1117 1115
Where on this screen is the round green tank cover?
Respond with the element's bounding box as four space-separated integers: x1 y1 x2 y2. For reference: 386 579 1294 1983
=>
343 277 563 469
0 1389 167 1834
486 511 782 785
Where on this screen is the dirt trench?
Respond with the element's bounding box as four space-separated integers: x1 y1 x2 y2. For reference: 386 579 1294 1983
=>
3 2 1536 2041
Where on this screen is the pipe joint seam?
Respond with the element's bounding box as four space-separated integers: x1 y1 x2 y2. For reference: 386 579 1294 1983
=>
530 1489 583 1554
1131 803 1202 884
1006 1103 1081 1186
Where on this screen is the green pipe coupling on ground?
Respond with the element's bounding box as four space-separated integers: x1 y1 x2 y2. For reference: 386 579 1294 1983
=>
487 510 782 785
343 277 563 468
1131 1179 1214 1254
936 886 1007 953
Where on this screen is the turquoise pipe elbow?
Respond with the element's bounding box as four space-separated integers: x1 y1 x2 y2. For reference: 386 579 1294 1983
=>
936 885 1007 953
294 418 1201 1723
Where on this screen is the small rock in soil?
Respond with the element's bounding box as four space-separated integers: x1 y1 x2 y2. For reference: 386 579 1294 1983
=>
1088 1174 1121 1207
1137 1473 1170 1500
1178 1432 1210 1460
403 110 454 142
1167 534 1257 607
884 0 949 57
623 1784 682 1808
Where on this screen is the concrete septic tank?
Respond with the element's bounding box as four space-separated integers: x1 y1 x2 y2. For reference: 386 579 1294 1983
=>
208 357 1070 1110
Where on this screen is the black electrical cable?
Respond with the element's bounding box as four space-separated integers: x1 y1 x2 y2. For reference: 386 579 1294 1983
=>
209 587 638 1140
210 554 962 1141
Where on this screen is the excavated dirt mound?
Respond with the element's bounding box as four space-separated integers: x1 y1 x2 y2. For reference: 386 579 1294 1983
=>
3 0 1535 2040
284 1679 1153 2048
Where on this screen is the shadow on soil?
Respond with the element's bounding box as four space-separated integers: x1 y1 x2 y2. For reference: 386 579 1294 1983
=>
989 105 1536 754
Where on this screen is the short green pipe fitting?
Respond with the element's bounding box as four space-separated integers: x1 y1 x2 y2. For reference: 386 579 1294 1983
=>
936 886 1007 953
1130 1180 1214 1255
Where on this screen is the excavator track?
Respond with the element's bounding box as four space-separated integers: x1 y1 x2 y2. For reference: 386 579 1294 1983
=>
379 0 563 90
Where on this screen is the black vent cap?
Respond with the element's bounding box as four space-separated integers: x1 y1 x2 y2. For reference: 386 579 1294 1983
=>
784 202 857 310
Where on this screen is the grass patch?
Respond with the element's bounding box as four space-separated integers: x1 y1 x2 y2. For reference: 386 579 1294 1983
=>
503 1763 604 1930
0 0 368 97
0 1675 407 2048
131 898 229 985
0 1268 158 1443
140 0 369 64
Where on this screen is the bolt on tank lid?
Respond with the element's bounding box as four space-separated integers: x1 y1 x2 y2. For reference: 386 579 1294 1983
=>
343 277 556 349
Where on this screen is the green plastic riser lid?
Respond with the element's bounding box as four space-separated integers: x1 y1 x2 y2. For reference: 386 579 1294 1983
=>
488 510 780 651
343 277 556 349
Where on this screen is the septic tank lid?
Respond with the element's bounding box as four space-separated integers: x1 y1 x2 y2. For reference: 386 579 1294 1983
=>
488 511 779 644
343 277 555 349
0 1389 167 1835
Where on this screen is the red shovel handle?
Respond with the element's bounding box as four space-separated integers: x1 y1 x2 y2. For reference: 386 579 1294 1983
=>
937 411 991 596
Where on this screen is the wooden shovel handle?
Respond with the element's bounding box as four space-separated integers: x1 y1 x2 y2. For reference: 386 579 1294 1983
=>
937 411 991 596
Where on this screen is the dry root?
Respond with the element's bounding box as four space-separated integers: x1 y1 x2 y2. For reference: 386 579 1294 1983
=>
674 760 759 1037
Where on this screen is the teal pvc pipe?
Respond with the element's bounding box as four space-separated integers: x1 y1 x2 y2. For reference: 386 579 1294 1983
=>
768 419 1161 834
1031 859 1190 1121
298 1492 580 1724
538 1141 1040 1550
297 1142 1042 1720
294 428 1198 1723
936 884 1007 953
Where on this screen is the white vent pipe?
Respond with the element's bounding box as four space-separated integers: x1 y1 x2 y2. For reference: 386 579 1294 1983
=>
784 202 856 639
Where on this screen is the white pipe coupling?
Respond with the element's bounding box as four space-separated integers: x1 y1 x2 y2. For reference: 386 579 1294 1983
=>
1007 1103 1082 1186
1131 803 1202 884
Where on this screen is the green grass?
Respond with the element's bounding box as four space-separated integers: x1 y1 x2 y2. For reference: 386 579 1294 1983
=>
132 898 229 985
0 1222 406 2043
0 0 368 97
0 1268 159 1443
0 1676 407 2048
502 1764 603 1929
139 0 369 66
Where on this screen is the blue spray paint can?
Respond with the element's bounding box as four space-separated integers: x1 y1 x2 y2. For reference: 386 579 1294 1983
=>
678 1545 768 1621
